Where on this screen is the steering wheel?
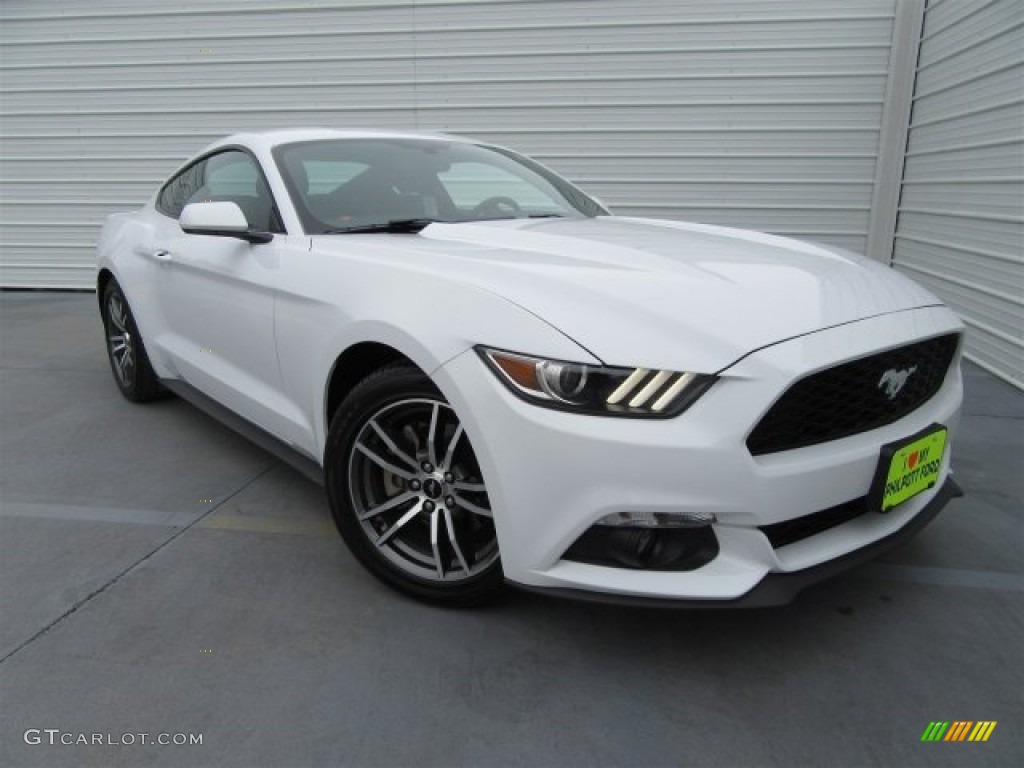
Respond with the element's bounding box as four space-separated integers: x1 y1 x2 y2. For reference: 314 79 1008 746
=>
470 196 522 220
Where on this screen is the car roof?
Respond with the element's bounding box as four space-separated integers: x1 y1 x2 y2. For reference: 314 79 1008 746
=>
203 128 476 155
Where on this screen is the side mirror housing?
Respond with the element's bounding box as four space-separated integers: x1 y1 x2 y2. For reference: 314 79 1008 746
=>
179 202 272 244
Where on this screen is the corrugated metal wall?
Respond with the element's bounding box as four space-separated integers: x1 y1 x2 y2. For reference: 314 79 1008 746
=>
893 0 1023 388
1 0 896 289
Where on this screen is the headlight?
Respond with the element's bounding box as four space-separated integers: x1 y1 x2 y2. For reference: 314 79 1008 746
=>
477 347 716 417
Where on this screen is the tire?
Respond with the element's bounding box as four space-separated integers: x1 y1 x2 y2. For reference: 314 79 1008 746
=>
101 279 163 403
325 365 504 606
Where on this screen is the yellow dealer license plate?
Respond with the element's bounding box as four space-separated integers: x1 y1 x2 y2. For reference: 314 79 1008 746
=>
869 424 948 513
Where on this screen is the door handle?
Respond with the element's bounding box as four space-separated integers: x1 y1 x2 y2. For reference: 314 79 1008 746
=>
152 249 173 263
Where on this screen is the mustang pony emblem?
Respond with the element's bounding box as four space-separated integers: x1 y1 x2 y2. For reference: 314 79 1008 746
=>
878 366 918 400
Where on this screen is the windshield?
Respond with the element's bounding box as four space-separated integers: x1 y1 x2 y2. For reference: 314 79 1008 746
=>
272 138 606 234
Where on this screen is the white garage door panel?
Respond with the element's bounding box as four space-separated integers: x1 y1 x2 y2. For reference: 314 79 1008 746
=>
894 238 1023 290
2 103 887 130
912 71 1024 129
903 103 1024 153
1 159 183 182
2 0 895 289
893 0 1024 388
903 142 1021 177
915 30 1024 94
1 79 895 114
547 155 876 182
0 134 224 156
591 182 873 207
896 210 1023 254
1 224 98 248
0 129 885 161
900 181 1023 217
5 48 894 86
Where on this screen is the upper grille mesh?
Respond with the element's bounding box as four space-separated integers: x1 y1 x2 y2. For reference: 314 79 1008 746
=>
747 334 959 456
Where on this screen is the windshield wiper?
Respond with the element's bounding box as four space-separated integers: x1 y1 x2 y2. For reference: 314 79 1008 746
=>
323 218 438 234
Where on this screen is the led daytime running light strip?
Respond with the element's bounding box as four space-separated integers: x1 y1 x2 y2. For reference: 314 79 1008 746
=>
606 369 696 412
605 368 648 405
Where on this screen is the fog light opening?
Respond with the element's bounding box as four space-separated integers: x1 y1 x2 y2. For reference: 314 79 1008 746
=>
564 515 720 572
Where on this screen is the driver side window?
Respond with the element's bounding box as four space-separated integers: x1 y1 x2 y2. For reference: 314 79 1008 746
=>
157 150 282 233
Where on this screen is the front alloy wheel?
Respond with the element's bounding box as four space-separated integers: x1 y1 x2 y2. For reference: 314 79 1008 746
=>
326 366 502 605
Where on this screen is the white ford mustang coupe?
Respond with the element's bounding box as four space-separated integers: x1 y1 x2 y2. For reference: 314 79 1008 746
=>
97 128 964 606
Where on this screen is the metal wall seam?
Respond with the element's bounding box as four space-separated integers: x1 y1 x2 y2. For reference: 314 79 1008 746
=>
866 0 926 263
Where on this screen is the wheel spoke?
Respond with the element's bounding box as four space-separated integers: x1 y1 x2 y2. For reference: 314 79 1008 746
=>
443 507 471 573
355 443 415 480
440 423 463 470
113 349 130 380
453 493 492 518
368 419 417 469
375 499 424 547
430 509 444 579
427 402 439 467
452 479 486 492
357 491 416 522
109 299 127 332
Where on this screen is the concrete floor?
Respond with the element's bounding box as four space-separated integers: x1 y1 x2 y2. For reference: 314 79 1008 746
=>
0 290 1021 768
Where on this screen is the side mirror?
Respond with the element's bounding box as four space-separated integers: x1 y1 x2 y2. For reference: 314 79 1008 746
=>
179 202 272 244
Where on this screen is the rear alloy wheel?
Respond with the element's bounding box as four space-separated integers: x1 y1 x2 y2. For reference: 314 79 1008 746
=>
325 366 502 605
101 279 162 402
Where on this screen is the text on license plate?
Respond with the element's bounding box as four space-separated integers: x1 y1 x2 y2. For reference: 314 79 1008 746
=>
878 427 948 512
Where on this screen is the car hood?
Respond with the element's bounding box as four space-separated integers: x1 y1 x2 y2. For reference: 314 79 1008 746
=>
311 216 942 372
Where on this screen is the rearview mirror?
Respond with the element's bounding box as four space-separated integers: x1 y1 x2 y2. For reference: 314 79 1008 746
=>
179 202 272 244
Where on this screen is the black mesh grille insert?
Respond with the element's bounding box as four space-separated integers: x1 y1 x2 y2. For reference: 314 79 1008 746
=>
759 497 869 549
747 333 959 455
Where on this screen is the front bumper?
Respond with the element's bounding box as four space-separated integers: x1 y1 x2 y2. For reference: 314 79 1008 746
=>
516 478 962 607
432 305 964 603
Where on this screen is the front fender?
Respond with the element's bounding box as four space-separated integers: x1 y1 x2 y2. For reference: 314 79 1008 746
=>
273 262 597 461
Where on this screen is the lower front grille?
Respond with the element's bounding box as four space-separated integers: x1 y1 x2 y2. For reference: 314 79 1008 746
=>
759 497 870 549
747 333 959 455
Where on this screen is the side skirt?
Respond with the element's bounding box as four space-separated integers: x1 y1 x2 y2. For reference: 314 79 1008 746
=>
160 378 325 486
